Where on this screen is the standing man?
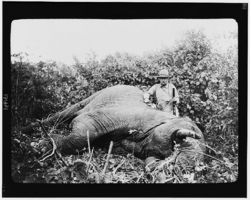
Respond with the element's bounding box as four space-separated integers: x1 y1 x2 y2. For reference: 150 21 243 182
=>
144 69 179 116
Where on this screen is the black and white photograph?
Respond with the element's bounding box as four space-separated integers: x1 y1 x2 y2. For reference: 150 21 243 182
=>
2 2 247 198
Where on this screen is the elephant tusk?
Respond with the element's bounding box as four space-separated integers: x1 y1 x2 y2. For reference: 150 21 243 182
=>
175 129 201 140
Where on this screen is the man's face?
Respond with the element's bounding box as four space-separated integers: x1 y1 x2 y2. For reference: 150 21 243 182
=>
159 77 169 86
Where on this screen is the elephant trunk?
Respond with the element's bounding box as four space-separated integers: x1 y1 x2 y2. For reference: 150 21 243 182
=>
174 137 205 167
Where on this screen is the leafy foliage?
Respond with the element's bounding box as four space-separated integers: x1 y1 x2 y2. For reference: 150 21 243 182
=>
10 31 238 183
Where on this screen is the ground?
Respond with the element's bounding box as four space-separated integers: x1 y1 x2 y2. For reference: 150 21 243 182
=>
11 126 238 184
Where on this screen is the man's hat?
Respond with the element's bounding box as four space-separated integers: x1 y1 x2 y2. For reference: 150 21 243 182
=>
157 69 169 78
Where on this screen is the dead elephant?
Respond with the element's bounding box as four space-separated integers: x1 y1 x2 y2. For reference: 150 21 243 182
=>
25 85 205 165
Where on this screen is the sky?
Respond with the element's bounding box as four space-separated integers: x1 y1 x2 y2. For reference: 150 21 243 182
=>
11 19 237 65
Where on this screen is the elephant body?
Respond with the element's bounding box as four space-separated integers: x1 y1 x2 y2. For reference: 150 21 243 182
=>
39 85 205 162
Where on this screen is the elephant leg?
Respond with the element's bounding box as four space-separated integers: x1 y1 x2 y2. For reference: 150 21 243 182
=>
57 108 127 155
120 139 144 159
53 114 101 155
119 142 159 169
34 113 99 156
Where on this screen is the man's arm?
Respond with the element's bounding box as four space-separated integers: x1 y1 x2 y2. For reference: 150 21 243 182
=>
143 85 156 103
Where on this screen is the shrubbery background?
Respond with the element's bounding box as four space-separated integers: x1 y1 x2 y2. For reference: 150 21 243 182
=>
11 31 238 183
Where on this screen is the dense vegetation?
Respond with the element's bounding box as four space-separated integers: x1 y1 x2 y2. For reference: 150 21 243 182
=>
11 31 238 183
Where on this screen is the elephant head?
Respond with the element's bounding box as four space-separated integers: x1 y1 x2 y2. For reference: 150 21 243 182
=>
142 118 205 167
